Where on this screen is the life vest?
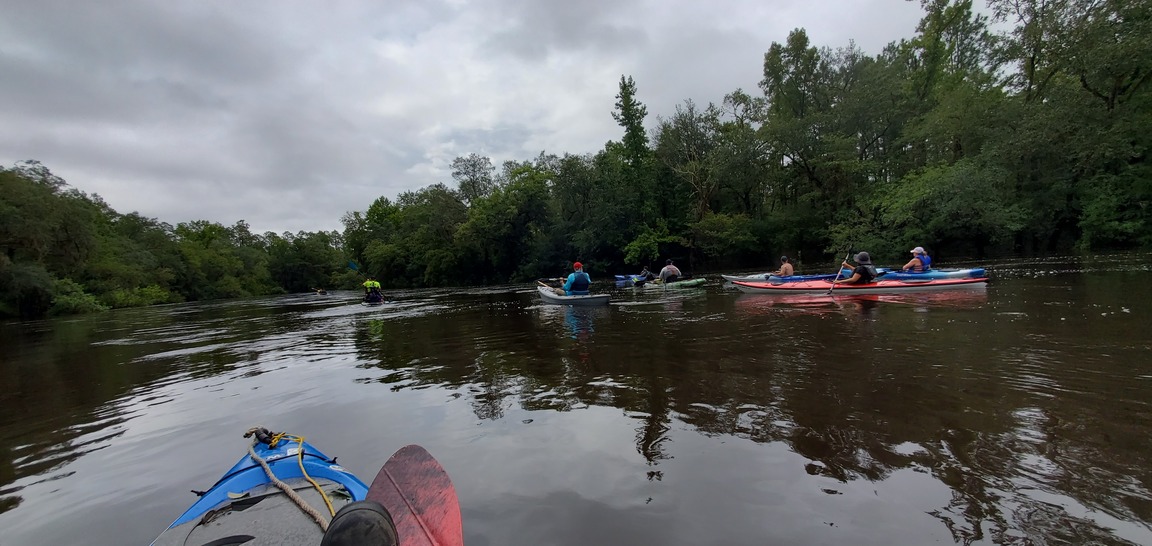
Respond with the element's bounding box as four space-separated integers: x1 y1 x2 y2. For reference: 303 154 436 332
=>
855 265 879 283
569 272 590 293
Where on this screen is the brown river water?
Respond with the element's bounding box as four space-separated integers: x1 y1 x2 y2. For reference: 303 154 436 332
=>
1 254 1151 545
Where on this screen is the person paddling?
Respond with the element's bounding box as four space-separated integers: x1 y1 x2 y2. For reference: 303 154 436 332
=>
363 277 383 302
833 252 879 285
563 262 592 295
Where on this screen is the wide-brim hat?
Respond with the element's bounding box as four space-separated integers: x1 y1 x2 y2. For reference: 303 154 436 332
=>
854 251 872 265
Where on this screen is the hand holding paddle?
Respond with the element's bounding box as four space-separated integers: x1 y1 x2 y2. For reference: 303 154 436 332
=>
537 279 566 296
827 246 853 295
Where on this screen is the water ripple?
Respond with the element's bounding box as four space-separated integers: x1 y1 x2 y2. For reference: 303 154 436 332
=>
1 266 1151 545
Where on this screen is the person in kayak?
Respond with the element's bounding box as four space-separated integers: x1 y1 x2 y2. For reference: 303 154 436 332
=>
363 277 383 302
638 265 656 281
659 259 682 283
833 251 879 284
772 256 794 277
901 246 932 272
563 262 591 295
363 277 380 293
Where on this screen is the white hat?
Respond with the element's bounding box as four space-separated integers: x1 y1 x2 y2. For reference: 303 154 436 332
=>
910 246 926 254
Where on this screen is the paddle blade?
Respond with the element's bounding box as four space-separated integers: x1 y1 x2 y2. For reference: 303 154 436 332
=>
366 445 463 546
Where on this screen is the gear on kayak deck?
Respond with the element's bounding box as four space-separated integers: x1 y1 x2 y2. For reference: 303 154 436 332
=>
153 427 461 546
241 427 337 532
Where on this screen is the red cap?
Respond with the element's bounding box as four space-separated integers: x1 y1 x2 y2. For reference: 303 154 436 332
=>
573 261 583 269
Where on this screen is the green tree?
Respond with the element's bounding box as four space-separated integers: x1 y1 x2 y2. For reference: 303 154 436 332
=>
451 153 496 205
613 75 650 170
455 162 554 283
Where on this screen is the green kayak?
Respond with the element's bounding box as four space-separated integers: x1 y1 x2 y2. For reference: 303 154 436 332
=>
643 277 707 289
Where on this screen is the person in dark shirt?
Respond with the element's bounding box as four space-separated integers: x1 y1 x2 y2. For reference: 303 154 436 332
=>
833 252 879 285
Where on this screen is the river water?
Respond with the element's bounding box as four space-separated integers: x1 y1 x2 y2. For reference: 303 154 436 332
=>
1 254 1150 545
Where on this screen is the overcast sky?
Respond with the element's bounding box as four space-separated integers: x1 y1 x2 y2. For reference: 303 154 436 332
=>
0 0 927 234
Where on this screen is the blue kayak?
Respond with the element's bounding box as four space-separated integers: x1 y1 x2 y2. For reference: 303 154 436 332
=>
153 432 369 545
724 268 890 283
877 268 986 281
769 270 876 282
615 274 656 287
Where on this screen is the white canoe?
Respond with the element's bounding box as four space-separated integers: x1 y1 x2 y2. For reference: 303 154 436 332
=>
537 286 610 306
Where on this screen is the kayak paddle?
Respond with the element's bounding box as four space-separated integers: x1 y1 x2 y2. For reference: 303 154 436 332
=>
366 445 463 546
827 246 853 295
537 280 565 296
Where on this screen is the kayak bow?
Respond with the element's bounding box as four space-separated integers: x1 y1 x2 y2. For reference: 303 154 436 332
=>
153 429 462 546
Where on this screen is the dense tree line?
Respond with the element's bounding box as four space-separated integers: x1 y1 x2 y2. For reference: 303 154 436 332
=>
0 161 345 317
2 0 1148 316
346 0 1150 286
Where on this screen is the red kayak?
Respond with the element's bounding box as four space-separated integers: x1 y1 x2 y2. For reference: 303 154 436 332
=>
732 277 989 294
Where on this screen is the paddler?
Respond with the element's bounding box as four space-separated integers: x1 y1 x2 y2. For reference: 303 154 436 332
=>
563 262 591 295
833 251 878 285
658 259 681 283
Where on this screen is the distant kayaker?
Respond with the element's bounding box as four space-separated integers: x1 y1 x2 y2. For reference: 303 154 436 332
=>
363 277 383 301
772 256 794 277
639 266 656 281
563 262 591 295
901 246 932 272
834 252 879 284
659 259 682 283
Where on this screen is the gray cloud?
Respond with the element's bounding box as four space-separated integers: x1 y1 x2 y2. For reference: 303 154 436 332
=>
480 0 649 61
0 0 927 234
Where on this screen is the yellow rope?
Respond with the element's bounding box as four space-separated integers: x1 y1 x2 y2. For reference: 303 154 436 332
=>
242 428 338 531
290 434 337 517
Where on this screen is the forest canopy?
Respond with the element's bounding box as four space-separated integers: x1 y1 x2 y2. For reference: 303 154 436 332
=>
2 0 1148 317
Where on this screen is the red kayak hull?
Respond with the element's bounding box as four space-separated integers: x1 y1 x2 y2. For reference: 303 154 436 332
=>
732 277 989 294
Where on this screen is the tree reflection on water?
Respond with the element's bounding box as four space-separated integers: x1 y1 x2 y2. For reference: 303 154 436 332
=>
348 282 1149 544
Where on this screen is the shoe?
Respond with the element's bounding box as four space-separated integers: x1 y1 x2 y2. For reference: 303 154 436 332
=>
320 500 399 546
